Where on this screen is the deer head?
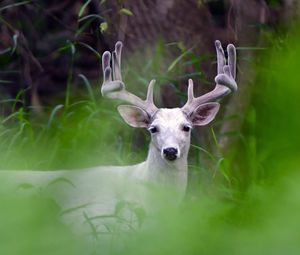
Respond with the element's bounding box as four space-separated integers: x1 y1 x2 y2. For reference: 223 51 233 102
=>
101 41 237 162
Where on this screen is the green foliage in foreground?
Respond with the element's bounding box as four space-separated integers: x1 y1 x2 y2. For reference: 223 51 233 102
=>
1 28 300 255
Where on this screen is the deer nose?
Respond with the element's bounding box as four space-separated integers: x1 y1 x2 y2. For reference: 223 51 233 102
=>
163 147 178 161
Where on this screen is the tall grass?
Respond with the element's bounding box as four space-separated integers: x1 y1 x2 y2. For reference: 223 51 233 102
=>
0 4 300 255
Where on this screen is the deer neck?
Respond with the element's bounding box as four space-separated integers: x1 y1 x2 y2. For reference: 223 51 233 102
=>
143 142 189 194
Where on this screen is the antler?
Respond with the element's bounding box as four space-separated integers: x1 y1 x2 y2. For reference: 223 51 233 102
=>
181 40 237 114
101 41 158 115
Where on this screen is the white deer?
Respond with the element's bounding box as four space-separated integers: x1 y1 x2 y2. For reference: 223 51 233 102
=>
0 40 237 238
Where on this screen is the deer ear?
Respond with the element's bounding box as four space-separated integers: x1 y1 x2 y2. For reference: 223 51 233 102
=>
189 103 220 126
118 105 150 128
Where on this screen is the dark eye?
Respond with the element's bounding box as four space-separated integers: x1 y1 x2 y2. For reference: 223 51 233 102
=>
182 125 191 132
149 126 158 133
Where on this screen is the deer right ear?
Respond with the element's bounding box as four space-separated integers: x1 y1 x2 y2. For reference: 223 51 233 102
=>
189 102 220 126
118 105 150 128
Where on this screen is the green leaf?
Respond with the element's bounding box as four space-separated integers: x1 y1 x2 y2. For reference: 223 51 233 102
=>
119 8 134 16
70 42 76 55
100 22 108 33
114 200 127 215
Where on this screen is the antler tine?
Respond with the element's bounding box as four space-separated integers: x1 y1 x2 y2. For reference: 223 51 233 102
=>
112 41 122 81
102 51 111 82
227 44 236 80
101 41 158 115
216 40 225 74
181 40 237 114
186 79 194 104
146 79 155 103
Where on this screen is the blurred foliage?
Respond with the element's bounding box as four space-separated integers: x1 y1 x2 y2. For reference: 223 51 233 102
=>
0 1 300 255
232 23 300 189
0 194 85 255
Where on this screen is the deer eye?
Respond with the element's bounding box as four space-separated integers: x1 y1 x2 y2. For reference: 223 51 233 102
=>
182 125 191 132
148 126 158 134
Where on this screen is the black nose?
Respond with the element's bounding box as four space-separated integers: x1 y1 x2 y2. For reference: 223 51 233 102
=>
163 147 178 161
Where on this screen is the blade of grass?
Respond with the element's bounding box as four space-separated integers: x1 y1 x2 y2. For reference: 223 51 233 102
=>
78 14 104 23
167 49 191 72
11 33 18 55
190 144 216 162
7 122 26 151
46 104 64 130
0 1 31 12
65 42 75 108
77 42 101 59
78 74 96 102
78 0 92 18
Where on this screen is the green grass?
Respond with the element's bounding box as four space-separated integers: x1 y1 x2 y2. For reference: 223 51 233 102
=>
1 5 300 254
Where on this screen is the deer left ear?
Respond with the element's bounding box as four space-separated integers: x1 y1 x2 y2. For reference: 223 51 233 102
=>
189 102 220 126
118 105 150 128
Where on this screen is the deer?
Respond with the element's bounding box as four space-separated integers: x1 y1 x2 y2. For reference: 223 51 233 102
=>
0 40 237 239
100 40 237 192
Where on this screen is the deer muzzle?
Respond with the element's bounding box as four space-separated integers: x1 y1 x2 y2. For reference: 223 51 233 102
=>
163 147 178 161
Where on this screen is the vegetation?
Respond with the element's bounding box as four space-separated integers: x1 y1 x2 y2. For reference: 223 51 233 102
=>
0 1 300 255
